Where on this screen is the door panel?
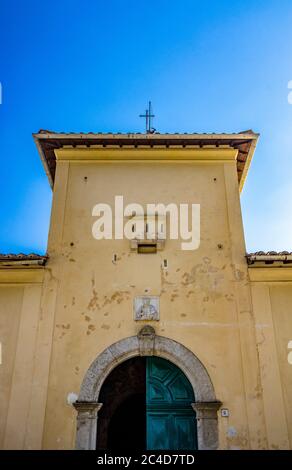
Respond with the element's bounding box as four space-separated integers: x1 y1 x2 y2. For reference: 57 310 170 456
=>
147 413 171 450
173 413 197 450
146 357 197 450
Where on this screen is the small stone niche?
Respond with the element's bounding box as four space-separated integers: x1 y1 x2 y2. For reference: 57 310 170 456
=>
128 214 166 253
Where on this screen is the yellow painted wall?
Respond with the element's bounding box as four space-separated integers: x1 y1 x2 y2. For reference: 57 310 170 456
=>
38 147 264 450
250 269 292 449
0 270 44 449
0 145 291 450
0 285 24 447
269 285 292 446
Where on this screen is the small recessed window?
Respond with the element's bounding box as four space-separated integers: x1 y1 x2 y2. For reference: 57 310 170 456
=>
138 243 157 254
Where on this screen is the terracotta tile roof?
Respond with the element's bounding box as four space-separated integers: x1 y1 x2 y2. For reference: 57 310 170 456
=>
37 129 256 136
33 129 259 191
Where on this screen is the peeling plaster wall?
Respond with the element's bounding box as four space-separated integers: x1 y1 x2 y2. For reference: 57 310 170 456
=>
39 154 266 450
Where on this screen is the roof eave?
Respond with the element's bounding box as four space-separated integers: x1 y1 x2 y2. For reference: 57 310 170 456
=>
238 134 259 193
33 134 54 188
246 254 292 265
33 131 259 191
0 260 46 268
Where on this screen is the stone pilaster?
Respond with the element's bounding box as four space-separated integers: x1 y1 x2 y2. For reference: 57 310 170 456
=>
192 401 222 450
73 402 103 450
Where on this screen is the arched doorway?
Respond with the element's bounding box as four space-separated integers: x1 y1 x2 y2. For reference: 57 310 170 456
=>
96 356 197 450
74 327 221 450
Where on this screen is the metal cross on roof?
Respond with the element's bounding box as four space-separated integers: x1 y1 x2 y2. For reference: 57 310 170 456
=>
139 101 155 134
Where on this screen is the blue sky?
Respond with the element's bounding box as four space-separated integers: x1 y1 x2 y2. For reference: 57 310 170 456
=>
1 0 292 254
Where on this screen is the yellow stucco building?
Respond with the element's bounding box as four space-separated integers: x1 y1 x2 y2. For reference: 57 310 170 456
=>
0 130 291 450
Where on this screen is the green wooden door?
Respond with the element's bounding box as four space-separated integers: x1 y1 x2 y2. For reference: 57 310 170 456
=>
146 357 197 450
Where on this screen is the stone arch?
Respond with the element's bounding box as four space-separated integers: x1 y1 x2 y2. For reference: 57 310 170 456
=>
74 326 222 450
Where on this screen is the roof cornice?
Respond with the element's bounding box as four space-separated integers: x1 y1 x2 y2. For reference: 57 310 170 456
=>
0 253 48 267
33 130 259 191
246 252 292 265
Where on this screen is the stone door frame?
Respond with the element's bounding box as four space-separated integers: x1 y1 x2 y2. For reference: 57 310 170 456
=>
74 326 221 450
